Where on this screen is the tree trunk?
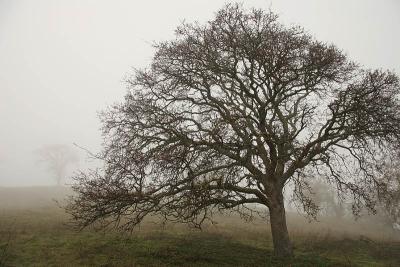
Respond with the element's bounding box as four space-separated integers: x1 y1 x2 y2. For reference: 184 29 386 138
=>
269 191 293 258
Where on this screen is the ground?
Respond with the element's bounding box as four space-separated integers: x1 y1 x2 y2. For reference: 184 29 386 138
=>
0 186 399 266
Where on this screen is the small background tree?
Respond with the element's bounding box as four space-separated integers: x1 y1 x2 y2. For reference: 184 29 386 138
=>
377 160 400 227
66 4 400 257
36 144 78 186
291 180 346 218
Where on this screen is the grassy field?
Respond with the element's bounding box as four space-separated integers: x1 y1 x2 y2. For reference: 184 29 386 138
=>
0 187 399 266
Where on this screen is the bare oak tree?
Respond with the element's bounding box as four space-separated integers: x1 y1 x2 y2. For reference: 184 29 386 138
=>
36 144 78 186
66 4 400 257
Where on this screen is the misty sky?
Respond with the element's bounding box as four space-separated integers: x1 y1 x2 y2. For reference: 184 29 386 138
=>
0 0 399 186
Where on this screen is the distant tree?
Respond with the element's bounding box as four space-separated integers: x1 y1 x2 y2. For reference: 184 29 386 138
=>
297 180 346 218
36 144 78 186
378 162 400 226
66 4 400 257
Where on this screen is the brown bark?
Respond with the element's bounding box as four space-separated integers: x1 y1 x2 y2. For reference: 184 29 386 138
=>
269 191 293 258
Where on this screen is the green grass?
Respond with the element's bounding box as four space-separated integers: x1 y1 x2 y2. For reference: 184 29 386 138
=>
1 209 399 266
0 224 331 266
0 187 399 266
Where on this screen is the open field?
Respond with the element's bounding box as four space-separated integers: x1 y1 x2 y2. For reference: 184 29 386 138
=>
0 187 399 266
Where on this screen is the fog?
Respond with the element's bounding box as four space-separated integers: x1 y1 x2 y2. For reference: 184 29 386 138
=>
0 0 399 186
